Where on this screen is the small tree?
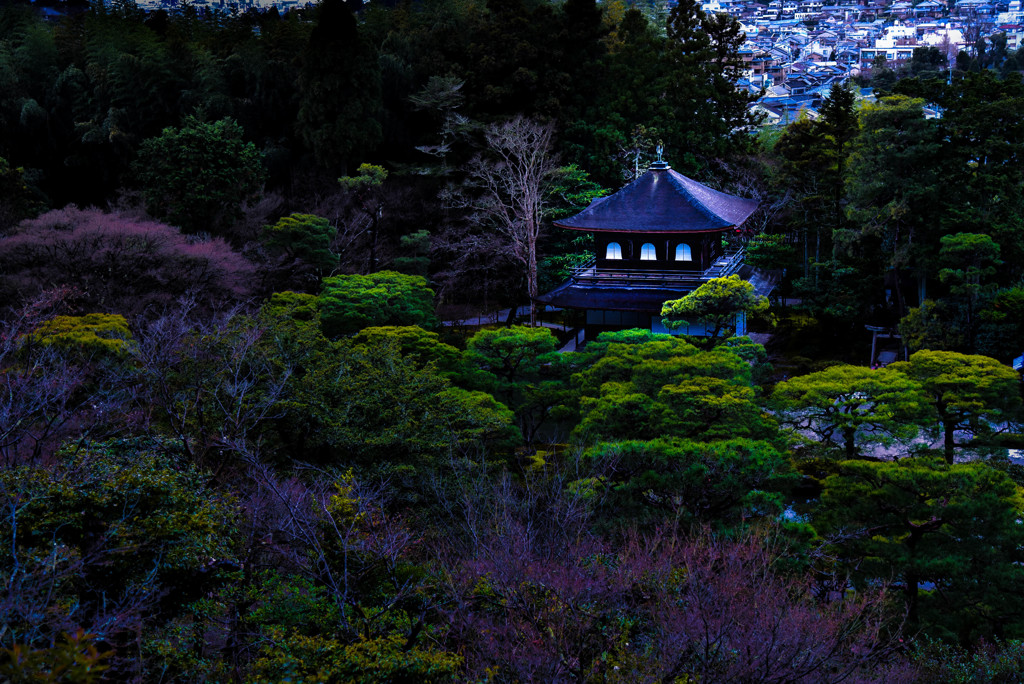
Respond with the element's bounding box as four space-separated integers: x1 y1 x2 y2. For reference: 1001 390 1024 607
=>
772 365 930 458
295 0 382 170
661 275 769 348
338 163 388 273
319 271 438 338
463 325 566 441
585 438 796 532
262 213 339 280
977 286 1024 361
0 291 95 466
888 350 1022 463
469 116 557 327
134 117 264 234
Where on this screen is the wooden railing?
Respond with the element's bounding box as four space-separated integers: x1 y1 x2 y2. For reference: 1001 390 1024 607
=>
568 248 745 289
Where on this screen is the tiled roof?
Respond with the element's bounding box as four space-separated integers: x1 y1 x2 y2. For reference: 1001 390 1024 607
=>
554 163 759 234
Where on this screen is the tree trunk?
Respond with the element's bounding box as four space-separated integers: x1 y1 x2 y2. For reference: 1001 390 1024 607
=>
844 426 857 459
944 418 956 464
892 266 908 318
966 296 975 352
814 224 821 285
528 230 538 327
803 225 810 279
905 567 920 625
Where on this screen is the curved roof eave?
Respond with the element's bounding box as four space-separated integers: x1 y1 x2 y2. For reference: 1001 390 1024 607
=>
553 165 759 233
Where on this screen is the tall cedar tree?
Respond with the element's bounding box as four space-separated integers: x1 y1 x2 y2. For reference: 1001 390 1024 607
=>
664 0 758 170
296 0 382 170
463 0 569 120
774 80 859 319
563 8 669 184
841 96 946 319
933 73 1024 276
815 79 858 254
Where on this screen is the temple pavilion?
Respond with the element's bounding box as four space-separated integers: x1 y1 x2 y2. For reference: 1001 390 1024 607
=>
536 157 775 340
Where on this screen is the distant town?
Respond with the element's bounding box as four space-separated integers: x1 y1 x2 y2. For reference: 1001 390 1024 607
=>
731 0 1022 120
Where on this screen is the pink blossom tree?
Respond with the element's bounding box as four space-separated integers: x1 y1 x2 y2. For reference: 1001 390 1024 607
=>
0 207 254 317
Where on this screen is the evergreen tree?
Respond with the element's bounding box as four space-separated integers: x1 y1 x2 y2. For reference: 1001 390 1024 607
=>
888 350 1023 463
818 458 1024 641
663 0 758 169
772 365 929 458
563 8 669 184
842 96 946 319
296 0 382 170
133 117 264 235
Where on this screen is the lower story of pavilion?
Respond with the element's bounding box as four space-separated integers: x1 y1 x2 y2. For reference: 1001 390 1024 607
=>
535 264 778 341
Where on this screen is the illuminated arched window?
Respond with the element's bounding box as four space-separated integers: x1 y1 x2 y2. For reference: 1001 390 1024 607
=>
640 243 657 260
606 242 623 259
675 243 692 261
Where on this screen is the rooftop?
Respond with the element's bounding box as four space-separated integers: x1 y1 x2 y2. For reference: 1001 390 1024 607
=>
553 162 759 234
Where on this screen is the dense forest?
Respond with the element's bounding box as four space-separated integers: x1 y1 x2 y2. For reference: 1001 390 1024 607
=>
2 0 1024 680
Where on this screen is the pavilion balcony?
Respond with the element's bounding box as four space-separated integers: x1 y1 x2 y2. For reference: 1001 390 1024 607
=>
567 247 746 290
